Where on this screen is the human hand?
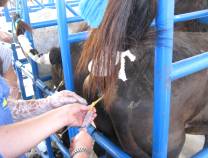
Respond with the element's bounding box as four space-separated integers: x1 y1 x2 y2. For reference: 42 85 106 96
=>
70 129 94 157
47 90 88 108
0 31 12 43
63 104 96 127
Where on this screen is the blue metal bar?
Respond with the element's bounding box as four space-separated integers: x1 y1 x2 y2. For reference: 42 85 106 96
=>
56 0 74 95
40 75 52 82
88 126 131 158
66 3 78 16
56 0 78 138
151 9 208 27
33 0 45 9
31 17 83 29
21 0 42 98
20 0 54 157
12 44 28 100
3 7 12 22
45 138 54 158
153 0 174 158
67 32 88 43
192 149 208 158
174 9 208 23
171 52 208 81
50 135 71 158
28 2 55 9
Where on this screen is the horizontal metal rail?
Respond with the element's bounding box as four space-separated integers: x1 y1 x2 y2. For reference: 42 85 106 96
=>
31 17 83 29
88 126 131 158
67 31 88 43
151 9 208 26
171 52 208 80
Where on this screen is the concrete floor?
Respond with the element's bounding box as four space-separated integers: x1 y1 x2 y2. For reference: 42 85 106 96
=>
179 135 205 158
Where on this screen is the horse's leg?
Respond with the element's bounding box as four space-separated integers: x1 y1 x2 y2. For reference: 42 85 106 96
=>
168 124 186 158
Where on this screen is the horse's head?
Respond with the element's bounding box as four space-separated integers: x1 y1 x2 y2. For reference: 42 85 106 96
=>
77 0 156 108
12 13 32 36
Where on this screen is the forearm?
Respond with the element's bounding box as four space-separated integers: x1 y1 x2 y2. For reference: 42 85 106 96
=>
0 108 66 158
8 98 52 122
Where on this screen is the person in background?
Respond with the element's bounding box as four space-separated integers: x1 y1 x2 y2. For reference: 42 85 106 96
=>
0 23 20 99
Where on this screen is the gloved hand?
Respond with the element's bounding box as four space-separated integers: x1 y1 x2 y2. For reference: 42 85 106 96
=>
8 90 88 122
47 90 88 108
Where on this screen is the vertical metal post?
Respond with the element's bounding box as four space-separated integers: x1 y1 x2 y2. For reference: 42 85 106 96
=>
12 44 27 100
20 1 54 157
21 0 42 99
56 0 78 138
3 7 11 22
153 0 175 158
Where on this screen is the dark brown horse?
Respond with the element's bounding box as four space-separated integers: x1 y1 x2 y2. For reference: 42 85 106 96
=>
75 0 208 157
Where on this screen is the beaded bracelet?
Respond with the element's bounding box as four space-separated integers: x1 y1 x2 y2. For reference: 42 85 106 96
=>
71 147 90 158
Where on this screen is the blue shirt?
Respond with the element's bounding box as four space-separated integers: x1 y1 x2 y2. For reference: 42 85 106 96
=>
0 77 26 158
0 77 13 125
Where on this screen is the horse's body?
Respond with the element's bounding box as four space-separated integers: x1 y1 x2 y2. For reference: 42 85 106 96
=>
85 32 208 158
74 1 208 158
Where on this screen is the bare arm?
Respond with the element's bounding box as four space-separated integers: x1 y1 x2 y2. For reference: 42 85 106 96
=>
0 104 93 158
8 90 87 122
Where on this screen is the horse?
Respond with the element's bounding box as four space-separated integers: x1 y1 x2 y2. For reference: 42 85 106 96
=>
75 0 208 157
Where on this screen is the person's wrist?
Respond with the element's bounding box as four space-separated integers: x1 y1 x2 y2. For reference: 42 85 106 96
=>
54 106 71 127
71 147 91 158
59 105 73 127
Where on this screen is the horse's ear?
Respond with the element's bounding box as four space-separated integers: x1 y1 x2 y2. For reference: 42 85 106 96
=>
77 0 156 107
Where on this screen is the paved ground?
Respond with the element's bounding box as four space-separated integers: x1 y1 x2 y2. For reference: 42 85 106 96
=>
179 135 204 158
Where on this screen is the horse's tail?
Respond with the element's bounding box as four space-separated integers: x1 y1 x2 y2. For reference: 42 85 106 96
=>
76 0 156 109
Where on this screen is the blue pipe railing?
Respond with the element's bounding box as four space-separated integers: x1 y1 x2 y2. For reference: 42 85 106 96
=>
56 0 77 138
171 52 208 81
153 1 208 158
153 0 174 158
31 17 83 29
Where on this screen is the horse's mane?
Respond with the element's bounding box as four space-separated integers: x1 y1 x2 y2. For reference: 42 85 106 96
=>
76 0 156 108
13 14 32 36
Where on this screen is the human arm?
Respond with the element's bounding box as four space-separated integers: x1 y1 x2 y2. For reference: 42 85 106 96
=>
0 103 96 158
70 129 94 158
8 90 87 122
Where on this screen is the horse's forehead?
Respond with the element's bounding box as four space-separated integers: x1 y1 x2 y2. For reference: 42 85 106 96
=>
87 49 136 81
